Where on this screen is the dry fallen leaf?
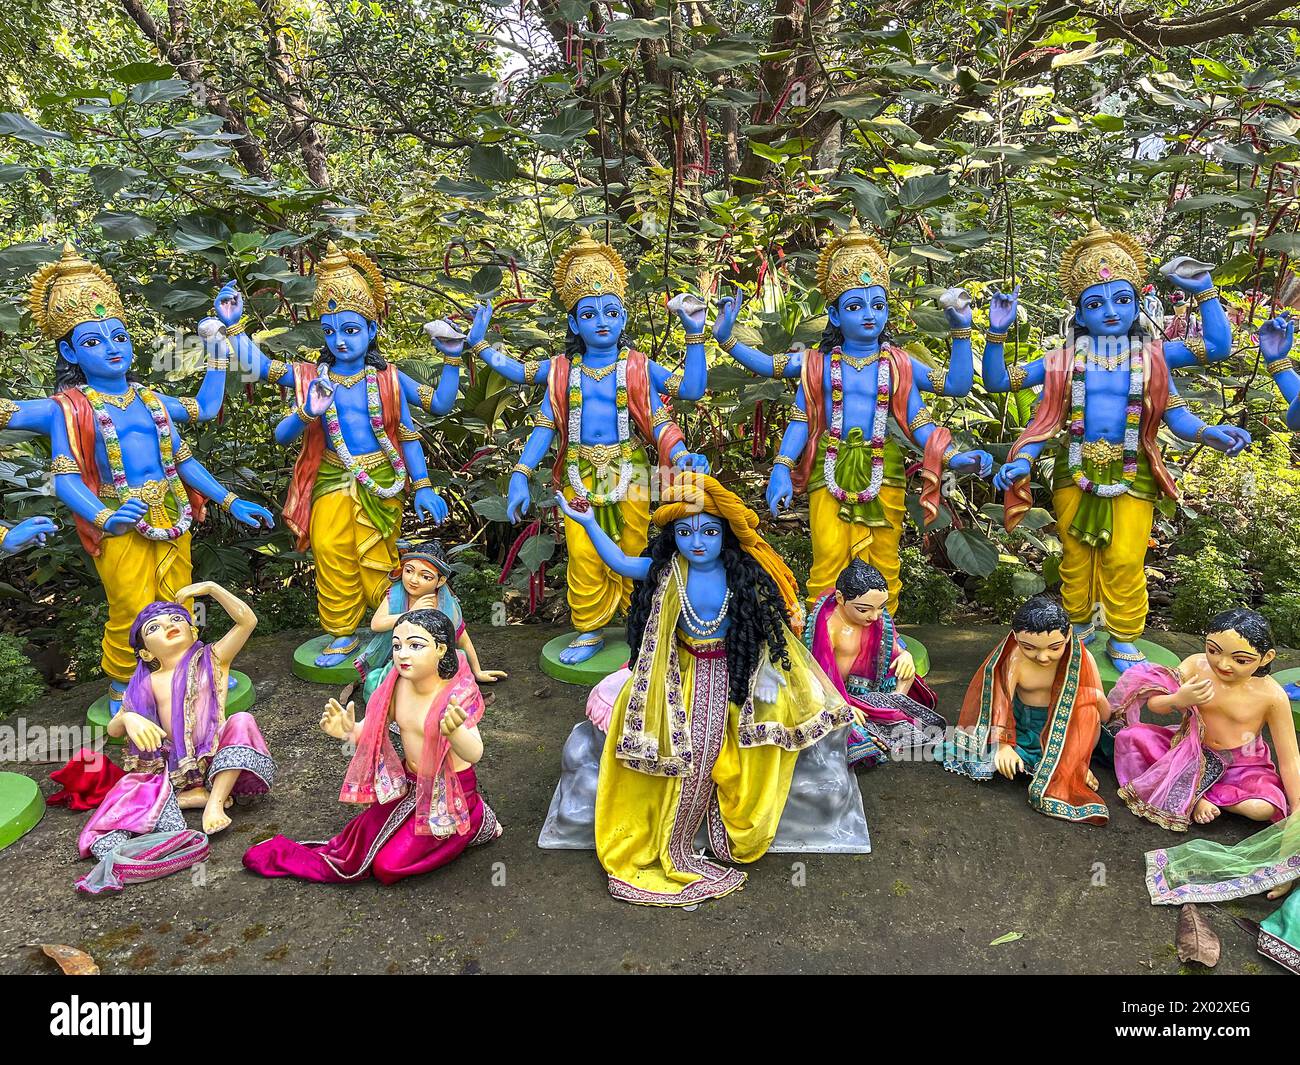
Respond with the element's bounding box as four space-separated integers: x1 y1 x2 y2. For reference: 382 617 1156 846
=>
1176 904 1221 968
40 943 100 976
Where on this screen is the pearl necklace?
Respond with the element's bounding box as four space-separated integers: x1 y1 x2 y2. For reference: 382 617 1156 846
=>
673 558 730 636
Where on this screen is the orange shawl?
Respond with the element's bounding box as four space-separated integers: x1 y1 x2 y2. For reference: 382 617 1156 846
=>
952 633 1108 825
795 345 951 525
1003 341 1177 530
52 388 207 557
544 349 685 488
283 362 404 552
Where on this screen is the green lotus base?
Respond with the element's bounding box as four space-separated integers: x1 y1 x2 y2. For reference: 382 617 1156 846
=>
895 633 930 678
1273 667 1300 735
87 671 256 744
0 772 44 851
293 635 364 685
540 629 631 686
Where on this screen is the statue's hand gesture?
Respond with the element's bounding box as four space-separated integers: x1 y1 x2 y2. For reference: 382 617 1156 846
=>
893 649 916 683
440 698 468 738
104 498 148 536
992 457 1031 492
320 697 357 740
122 711 167 753
994 743 1025 780
988 284 1021 334
467 302 493 347
940 286 973 330
766 463 794 517
423 319 466 358
304 376 336 418
1172 676 1215 710
506 473 532 523
1259 312 1294 362
214 280 243 328
2 516 57 553
712 288 743 343
1201 425 1251 457
554 491 596 529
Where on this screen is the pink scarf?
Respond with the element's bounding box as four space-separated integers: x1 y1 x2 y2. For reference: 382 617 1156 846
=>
339 653 485 837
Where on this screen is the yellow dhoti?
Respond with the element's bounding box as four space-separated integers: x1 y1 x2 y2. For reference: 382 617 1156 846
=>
561 449 651 633
807 483 906 614
92 529 192 683
310 454 402 638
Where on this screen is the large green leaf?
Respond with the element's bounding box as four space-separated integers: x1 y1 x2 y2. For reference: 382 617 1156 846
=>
945 528 999 577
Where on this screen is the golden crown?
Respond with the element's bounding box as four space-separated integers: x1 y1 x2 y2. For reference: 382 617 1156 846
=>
1059 220 1148 304
28 243 128 340
553 227 628 310
310 241 387 321
817 217 891 304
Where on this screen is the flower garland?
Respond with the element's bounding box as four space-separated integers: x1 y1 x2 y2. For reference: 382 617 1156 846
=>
321 366 407 499
823 347 890 505
1067 341 1142 497
85 387 192 541
567 348 634 506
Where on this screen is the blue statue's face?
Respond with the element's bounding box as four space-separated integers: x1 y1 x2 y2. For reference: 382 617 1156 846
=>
567 294 625 352
321 310 377 361
673 515 725 565
827 286 888 344
1075 281 1138 338
59 318 134 379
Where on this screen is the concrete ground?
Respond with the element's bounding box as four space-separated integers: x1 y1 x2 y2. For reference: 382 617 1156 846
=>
0 622 1292 975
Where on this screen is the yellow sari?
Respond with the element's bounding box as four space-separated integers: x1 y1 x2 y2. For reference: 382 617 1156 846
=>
594 560 852 905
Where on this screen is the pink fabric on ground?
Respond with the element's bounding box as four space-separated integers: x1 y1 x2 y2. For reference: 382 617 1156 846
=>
78 772 173 858
217 712 272 796
242 767 496 885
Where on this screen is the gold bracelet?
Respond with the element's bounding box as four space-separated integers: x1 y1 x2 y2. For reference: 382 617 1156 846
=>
1186 336 1208 367
1192 288 1219 307
788 406 808 423
1267 357 1293 376
986 329 1008 343
1166 394 1188 410
179 396 200 422
225 320 246 337
524 358 542 383
930 367 948 394
533 412 556 430
93 508 114 530
410 477 432 491
773 455 796 470
295 406 317 424
771 354 790 378
949 327 972 340
719 335 738 353
469 340 490 357
1194 424 1209 444
218 491 237 512
441 355 462 368
942 444 958 466
398 425 422 442
50 455 80 476
266 359 289 384
908 409 934 432
513 463 534 477
665 372 682 396
1008 365 1027 391
684 332 707 344
0 525 7 550
0 397 16 430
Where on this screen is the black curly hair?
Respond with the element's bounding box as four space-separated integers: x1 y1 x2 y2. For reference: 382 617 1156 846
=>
626 521 791 705
1207 608 1276 676
394 608 459 679
1011 595 1071 636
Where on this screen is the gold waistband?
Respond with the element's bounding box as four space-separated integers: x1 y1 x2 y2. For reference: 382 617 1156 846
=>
573 442 628 469
1081 439 1125 466
101 478 170 505
323 448 389 471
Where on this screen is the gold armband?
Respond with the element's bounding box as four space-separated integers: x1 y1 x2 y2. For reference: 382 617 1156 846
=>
469 340 490 357
50 455 80 476
179 397 200 423
683 332 707 345
986 329 1008 344
93 508 114 531
1166 394 1188 410
0 397 16 430
513 463 534 478
265 359 289 384
522 358 541 383
719 335 738 353
788 406 808 423
652 405 672 427
410 477 432 491
218 492 237 512
665 373 682 397
441 355 462 368
1185 336 1208 367
174 441 193 463
1267 357 1294 376
930 367 948 394
295 406 317 425
773 455 796 471
398 425 423 442
0 525 7 550
949 327 972 340
415 385 434 411
771 354 790 379
908 409 934 433
1007 365 1027 391
1192 287 1219 307
533 412 556 430
225 319 246 337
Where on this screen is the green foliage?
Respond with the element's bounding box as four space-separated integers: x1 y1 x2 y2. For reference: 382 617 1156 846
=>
767 533 813 594
974 561 1047 624
0 634 44 714
60 602 108 685
450 549 503 627
1168 542 1249 634
245 582 317 636
1260 591 1300 649
899 546 961 624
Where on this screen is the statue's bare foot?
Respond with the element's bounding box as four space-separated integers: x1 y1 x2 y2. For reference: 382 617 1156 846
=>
1193 798 1221 824
315 634 359 669
1086 769 1099 790
178 787 210 810
558 633 604 665
203 795 233 834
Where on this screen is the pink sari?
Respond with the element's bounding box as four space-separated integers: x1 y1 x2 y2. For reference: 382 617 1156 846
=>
340 652 485 838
